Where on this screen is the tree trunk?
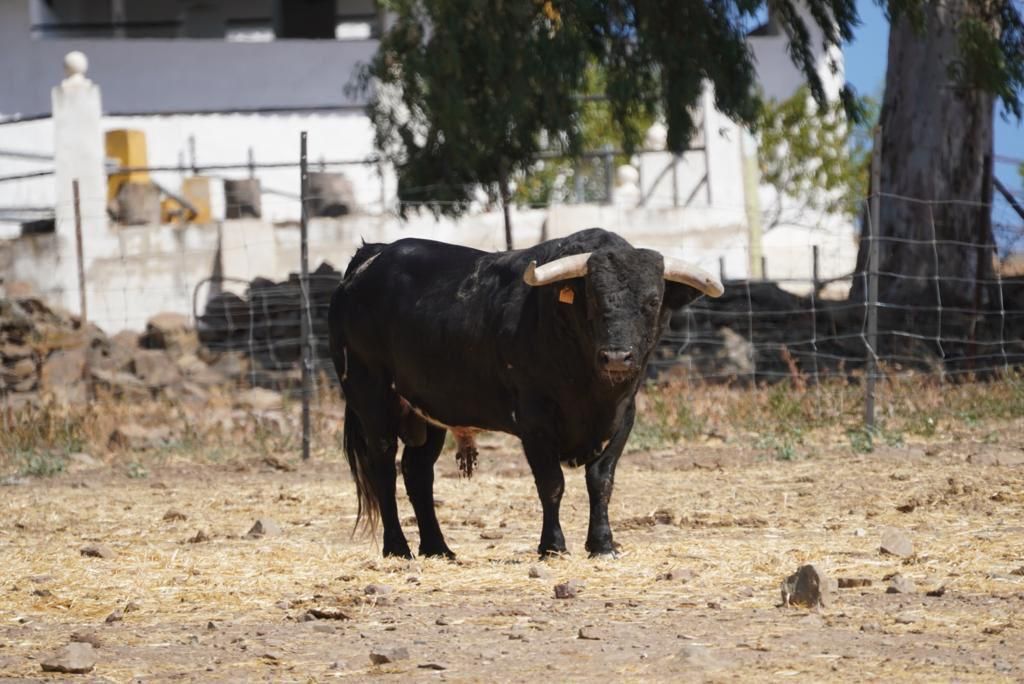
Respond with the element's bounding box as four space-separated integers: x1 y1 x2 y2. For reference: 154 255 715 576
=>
850 0 995 312
499 173 514 251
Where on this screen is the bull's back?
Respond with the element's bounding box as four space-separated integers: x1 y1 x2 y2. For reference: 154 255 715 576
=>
332 239 506 371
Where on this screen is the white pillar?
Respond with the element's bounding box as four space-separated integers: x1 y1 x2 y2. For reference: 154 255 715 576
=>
52 50 106 317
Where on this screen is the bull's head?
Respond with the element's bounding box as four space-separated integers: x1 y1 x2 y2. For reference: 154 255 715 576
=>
524 248 723 385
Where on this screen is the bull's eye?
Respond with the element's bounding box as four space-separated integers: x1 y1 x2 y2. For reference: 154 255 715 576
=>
645 294 660 311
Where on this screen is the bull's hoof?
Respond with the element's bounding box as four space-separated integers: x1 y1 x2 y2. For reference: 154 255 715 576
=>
419 545 456 560
538 547 569 559
585 540 621 559
383 545 413 560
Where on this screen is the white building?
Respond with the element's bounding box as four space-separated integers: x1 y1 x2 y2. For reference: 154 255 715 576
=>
0 0 857 332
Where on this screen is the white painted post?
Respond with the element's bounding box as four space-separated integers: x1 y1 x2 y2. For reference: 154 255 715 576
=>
52 51 106 318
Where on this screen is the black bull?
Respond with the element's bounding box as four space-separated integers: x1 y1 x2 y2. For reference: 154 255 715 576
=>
328 228 723 558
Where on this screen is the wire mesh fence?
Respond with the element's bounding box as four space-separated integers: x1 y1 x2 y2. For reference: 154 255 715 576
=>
2 131 1024 462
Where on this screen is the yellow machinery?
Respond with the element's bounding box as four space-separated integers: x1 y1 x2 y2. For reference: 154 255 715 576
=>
105 129 149 202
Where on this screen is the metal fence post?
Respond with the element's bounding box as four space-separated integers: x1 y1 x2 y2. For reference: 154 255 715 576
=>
299 132 312 461
812 245 820 293
72 179 87 324
865 126 882 430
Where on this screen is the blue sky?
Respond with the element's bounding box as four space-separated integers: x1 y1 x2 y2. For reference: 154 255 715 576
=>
843 0 1023 193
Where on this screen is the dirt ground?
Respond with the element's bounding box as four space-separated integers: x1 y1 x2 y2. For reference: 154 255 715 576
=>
2 431 1024 682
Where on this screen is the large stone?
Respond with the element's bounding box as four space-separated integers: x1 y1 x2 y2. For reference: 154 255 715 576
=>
0 342 33 361
880 528 914 558
717 327 755 376
40 642 96 674
140 312 197 358
369 645 409 665
88 331 136 373
236 387 283 411
90 367 149 400
131 349 182 389
4 356 36 382
108 423 172 450
245 518 282 538
780 564 832 609
40 348 87 403
177 354 226 387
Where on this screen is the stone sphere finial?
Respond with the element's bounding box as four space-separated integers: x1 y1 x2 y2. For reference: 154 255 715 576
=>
63 51 89 79
616 164 639 187
644 122 668 151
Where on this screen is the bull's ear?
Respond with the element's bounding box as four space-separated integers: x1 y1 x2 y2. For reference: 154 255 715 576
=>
663 282 705 310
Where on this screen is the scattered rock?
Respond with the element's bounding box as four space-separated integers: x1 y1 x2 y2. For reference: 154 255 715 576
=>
1010 566 1024 577
480 530 504 540
245 519 282 538
90 368 149 401
40 642 96 674
187 530 211 544
894 613 917 625
657 567 696 582
39 348 87 403
105 609 124 623
140 312 197 358
780 564 831 609
260 649 283 662
107 422 171 450
860 622 881 633
32 588 52 597
304 608 352 621
852 528 866 537
263 454 296 472
886 574 916 594
69 632 102 648
435 616 451 626
67 452 102 472
926 585 947 597
419 663 447 670
364 584 394 596
131 349 182 388
528 565 551 580
236 387 283 412
163 509 188 522
578 626 602 640
896 499 920 513
80 544 115 559
880 528 914 558
675 644 722 671
838 578 873 589
554 579 584 599
369 646 410 665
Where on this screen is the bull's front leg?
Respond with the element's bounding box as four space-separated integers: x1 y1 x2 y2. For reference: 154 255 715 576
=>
521 432 568 557
584 401 635 558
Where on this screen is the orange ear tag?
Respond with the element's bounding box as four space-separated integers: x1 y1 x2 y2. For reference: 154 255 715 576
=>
558 286 575 304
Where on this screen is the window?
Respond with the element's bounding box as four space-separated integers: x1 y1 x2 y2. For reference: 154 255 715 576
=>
29 0 380 40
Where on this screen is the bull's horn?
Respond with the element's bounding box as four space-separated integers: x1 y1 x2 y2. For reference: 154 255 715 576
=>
523 253 591 286
663 256 725 297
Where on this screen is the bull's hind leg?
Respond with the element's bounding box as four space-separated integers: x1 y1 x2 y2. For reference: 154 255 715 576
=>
401 425 455 559
344 365 412 559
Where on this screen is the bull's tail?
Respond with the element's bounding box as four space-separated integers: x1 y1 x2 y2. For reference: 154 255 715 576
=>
333 241 389 535
343 402 380 535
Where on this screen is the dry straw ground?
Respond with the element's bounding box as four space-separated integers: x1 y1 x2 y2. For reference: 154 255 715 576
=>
1 377 1024 681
